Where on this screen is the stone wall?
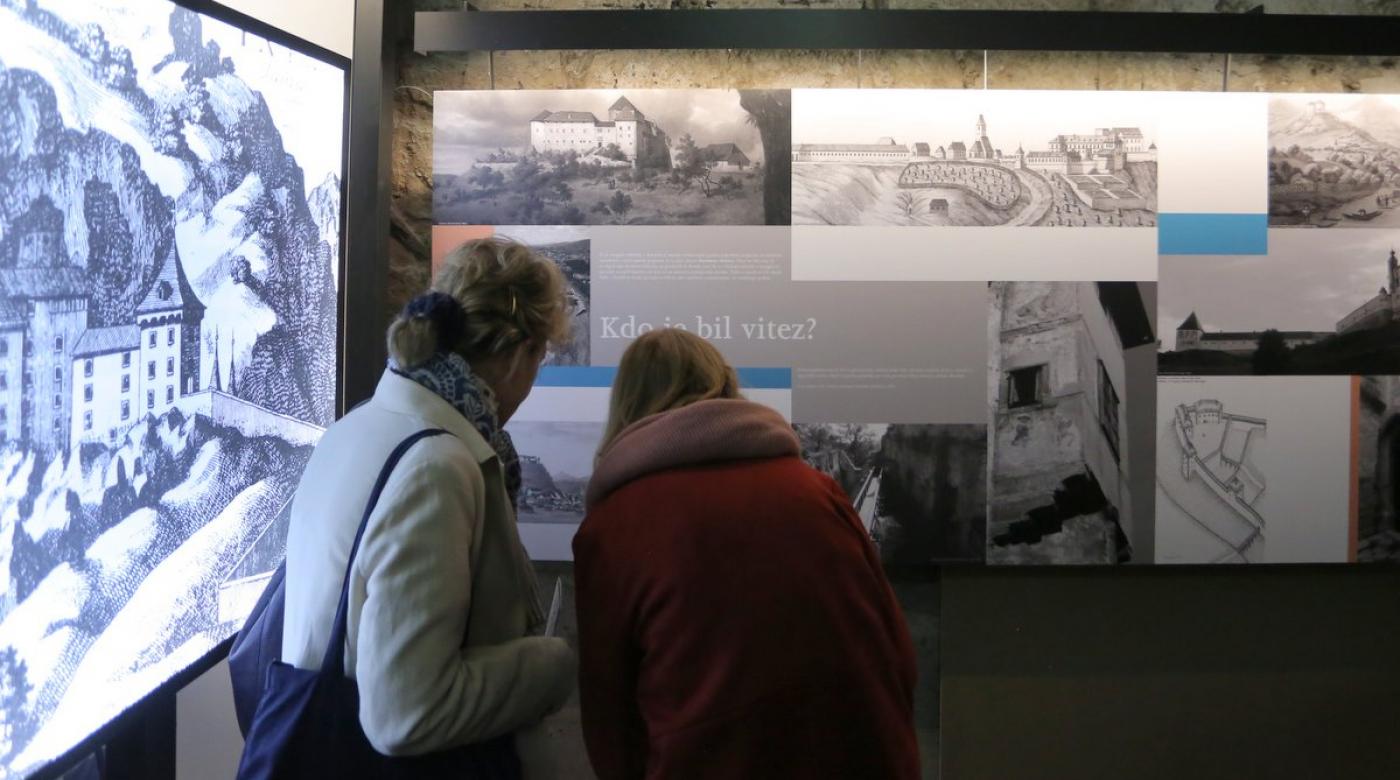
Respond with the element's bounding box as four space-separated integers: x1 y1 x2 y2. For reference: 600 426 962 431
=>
389 0 1400 323
1357 375 1400 562
878 423 988 564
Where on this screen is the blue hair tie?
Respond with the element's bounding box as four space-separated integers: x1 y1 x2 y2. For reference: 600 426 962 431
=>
404 291 467 351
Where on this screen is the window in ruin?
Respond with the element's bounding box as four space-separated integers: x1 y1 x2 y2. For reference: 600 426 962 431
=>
1099 360 1121 460
1006 365 1045 409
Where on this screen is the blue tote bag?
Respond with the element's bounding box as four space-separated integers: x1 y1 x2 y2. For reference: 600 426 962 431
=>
235 429 521 780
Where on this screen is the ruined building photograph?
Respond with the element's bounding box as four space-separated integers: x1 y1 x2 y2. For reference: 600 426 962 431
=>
433 89 791 226
987 282 1156 565
1355 375 1400 562
795 423 987 566
1159 229 1400 375
791 89 1157 227
1269 94 1400 228
0 0 343 773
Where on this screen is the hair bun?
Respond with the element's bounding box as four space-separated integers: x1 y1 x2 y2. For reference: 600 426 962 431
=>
403 291 467 351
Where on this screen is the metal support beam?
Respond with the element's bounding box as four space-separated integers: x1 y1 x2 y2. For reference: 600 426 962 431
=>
414 9 1400 57
344 0 399 411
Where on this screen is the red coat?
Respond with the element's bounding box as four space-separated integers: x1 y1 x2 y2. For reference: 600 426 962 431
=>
574 400 919 780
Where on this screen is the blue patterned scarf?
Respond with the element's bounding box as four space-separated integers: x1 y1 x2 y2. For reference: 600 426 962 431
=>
389 352 522 508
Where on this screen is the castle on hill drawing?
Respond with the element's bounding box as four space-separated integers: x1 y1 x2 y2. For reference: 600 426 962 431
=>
434 90 789 226
1270 96 1400 228
0 199 208 458
529 96 673 170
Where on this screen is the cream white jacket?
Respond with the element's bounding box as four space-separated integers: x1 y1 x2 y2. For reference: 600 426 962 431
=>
281 369 576 760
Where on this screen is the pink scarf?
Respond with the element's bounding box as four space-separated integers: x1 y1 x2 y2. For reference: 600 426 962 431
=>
586 399 800 509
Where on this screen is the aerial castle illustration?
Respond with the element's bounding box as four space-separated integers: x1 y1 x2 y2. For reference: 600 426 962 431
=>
1170 400 1268 560
792 113 1157 227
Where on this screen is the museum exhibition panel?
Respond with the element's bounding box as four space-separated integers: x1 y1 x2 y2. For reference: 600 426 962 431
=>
433 86 1397 569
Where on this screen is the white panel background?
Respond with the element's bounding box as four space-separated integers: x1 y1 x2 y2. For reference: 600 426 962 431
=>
1155 91 1269 214
791 225 1157 281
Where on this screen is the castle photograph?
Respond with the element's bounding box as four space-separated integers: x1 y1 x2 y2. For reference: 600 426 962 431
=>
1159 230 1400 375
1269 95 1400 228
433 89 791 226
792 89 1158 228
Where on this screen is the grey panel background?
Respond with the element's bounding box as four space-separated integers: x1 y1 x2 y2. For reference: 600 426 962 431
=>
941 566 1400 780
595 264 987 423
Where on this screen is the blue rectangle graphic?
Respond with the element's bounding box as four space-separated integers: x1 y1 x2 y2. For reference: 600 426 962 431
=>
1159 213 1268 255
537 366 792 389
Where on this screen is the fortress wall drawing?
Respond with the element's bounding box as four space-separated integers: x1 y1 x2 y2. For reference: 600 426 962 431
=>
987 282 1155 565
0 0 344 774
791 90 1158 228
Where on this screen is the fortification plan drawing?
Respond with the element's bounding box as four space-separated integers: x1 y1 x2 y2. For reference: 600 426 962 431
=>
1161 400 1268 563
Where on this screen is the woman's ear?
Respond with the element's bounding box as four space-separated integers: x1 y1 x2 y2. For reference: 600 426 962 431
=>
527 338 549 362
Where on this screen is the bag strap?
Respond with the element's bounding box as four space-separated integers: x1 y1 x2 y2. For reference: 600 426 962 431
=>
321 428 451 677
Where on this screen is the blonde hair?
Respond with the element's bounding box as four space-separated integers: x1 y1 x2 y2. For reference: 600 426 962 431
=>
386 237 571 369
600 328 742 452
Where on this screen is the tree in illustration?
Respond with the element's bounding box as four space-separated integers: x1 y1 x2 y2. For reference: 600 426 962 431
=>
83 180 136 327
740 89 792 225
673 134 714 197
608 190 633 223
0 646 32 763
1252 329 1295 374
895 191 917 218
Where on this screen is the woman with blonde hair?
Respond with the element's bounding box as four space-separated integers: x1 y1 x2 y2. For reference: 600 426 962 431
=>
275 237 577 776
573 328 920 780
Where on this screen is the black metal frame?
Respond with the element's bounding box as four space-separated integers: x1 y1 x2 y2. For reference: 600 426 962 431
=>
414 8 1400 56
22 0 352 778
343 0 398 410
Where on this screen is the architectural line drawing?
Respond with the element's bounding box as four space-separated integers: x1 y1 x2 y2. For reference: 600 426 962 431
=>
1161 400 1268 563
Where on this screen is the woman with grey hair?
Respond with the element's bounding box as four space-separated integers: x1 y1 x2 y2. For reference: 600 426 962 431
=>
279 237 577 775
